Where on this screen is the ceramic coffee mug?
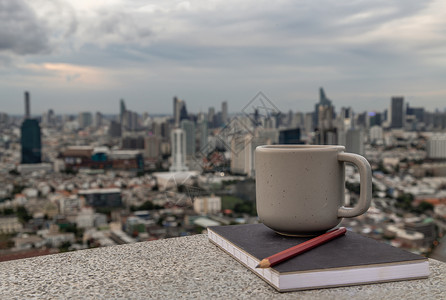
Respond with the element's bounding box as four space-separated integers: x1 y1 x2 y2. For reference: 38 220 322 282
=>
255 145 372 236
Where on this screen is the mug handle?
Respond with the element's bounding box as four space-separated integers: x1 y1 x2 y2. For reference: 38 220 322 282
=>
337 153 372 218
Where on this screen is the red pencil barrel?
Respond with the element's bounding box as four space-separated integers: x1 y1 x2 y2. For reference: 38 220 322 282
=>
268 227 347 267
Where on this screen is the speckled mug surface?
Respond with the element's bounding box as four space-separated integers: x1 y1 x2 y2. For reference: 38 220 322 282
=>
255 145 372 236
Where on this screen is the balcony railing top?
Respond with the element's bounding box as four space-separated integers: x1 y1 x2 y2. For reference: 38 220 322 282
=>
0 234 445 299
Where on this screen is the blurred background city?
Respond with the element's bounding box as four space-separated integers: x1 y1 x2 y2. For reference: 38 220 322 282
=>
1 1 445 262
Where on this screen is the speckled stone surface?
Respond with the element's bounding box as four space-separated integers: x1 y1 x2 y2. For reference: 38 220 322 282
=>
0 234 444 299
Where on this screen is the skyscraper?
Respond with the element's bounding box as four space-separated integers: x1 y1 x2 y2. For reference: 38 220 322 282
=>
170 128 188 172
346 129 364 155
181 119 195 158
222 101 228 124
21 120 42 164
314 87 334 129
120 99 126 124
208 107 215 128
391 97 405 129
21 93 41 164
78 112 93 129
198 120 208 153
24 91 30 119
173 97 184 127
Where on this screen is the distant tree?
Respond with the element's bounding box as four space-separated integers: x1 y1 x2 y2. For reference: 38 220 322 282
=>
395 193 414 211
16 206 32 224
8 169 19 176
414 201 434 214
58 241 72 253
11 184 25 195
345 182 360 194
0 208 14 215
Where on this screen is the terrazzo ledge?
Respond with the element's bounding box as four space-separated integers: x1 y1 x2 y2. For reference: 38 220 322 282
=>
0 234 445 299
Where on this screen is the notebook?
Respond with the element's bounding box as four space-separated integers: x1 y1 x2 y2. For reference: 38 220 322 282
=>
207 223 429 292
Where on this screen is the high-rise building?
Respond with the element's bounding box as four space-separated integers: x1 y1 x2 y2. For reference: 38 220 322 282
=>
78 112 93 129
369 112 382 127
42 109 56 127
427 134 446 159
339 107 353 131
120 99 126 124
24 91 30 119
304 112 313 133
313 87 337 144
109 120 122 137
21 119 42 164
316 105 336 145
369 125 384 144
122 135 145 149
345 129 364 155
144 135 160 160
122 110 139 131
94 112 103 128
173 97 184 127
390 97 405 129
279 128 302 144
222 101 228 124
208 107 215 128
314 87 333 128
198 120 208 153
21 92 41 164
181 119 195 158
170 128 188 172
180 102 188 122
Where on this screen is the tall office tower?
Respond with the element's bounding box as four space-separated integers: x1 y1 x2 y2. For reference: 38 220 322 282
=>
42 109 56 127
94 112 103 128
21 119 42 164
144 135 161 160
208 107 215 128
179 102 188 121
198 120 208 153
21 91 42 163
356 111 369 129
369 112 382 127
170 128 188 172
123 110 139 131
346 129 364 155
161 121 171 139
304 112 314 134
279 128 302 144
316 104 336 145
122 135 145 149
222 101 228 124
109 120 122 137
390 96 405 129
314 87 334 128
173 97 184 127
24 91 30 119
339 107 353 131
78 112 93 129
181 119 196 158
120 99 126 124
290 112 304 129
369 125 384 144
152 122 162 137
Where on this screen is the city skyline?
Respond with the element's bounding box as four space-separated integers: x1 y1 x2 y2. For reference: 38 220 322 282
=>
1 1 446 114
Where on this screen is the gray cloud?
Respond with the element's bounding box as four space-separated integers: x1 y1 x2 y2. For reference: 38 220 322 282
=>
0 0 445 114
0 0 50 55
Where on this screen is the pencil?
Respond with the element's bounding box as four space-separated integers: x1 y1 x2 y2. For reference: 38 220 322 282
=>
256 227 347 268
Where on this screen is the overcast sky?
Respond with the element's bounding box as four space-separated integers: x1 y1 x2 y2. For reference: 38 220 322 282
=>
1 0 445 116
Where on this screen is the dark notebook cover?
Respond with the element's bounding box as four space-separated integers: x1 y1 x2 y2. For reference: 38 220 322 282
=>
208 223 427 273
